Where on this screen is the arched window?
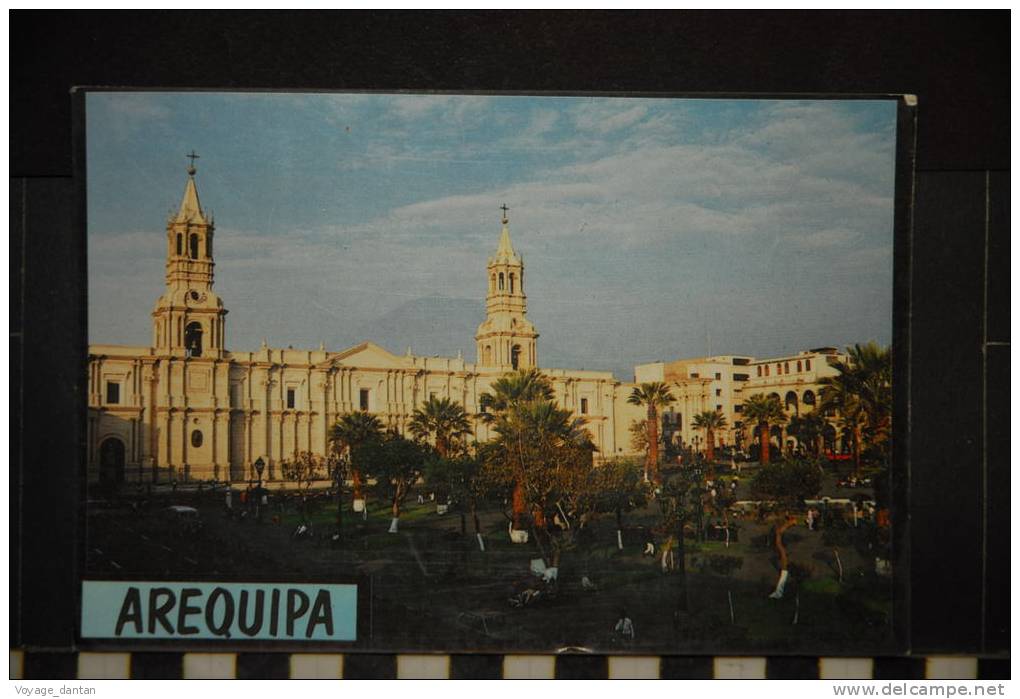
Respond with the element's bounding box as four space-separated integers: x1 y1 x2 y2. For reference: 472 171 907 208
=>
185 321 203 357
756 366 762 377
191 430 203 448
509 273 515 293
511 344 521 370
785 391 799 414
498 272 505 291
483 345 492 365
802 390 816 407
797 360 802 372
784 361 790 373
189 233 200 259
176 233 182 256
764 365 770 376
805 359 812 371
490 274 496 293
206 236 212 258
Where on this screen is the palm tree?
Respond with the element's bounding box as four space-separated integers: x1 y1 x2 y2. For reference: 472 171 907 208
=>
820 342 892 469
479 369 557 531
691 409 728 462
488 397 593 561
741 393 787 464
627 382 676 483
329 411 384 505
786 412 826 457
818 342 892 473
408 396 473 457
478 368 555 421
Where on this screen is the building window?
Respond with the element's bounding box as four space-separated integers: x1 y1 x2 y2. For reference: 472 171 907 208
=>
806 359 812 371
191 430 203 448
715 388 722 397
580 398 589 415
511 344 521 370
206 236 213 258
286 388 296 409
764 365 770 376
105 381 120 404
176 233 182 256
733 373 749 381
784 361 790 373
690 372 699 378
359 389 370 411
189 233 200 259
756 366 762 377
509 273 515 293
714 372 721 380
716 404 722 412
797 360 802 372
499 272 505 290
734 404 743 413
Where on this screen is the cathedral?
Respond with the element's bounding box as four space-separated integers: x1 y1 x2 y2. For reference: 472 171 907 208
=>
87 164 646 484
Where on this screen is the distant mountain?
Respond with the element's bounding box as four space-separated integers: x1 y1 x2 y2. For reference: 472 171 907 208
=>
352 296 483 359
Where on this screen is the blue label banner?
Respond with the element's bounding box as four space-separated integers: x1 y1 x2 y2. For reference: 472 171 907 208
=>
81 581 357 641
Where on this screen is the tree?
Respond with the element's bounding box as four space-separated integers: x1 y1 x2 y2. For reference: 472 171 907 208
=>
819 342 892 471
627 382 676 483
408 396 473 458
424 451 487 549
362 431 428 533
628 419 649 453
593 458 649 551
280 450 324 491
478 369 558 531
481 395 596 566
750 459 822 599
280 451 324 524
741 393 787 464
329 411 384 507
786 412 826 457
657 467 704 613
691 409 727 462
750 458 823 506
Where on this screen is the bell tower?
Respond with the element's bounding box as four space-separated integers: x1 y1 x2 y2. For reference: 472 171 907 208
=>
475 205 538 369
151 154 228 358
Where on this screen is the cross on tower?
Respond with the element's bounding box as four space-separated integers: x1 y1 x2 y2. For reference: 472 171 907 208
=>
186 150 200 174
500 203 509 222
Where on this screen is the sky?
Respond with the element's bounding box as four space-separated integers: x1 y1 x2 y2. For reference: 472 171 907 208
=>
87 92 898 381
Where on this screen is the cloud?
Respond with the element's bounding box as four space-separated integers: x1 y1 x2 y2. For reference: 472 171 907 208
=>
88 96 896 374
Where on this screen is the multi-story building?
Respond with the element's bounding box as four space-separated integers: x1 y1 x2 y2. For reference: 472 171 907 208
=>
86 164 645 484
634 348 850 455
633 355 754 450
742 347 848 453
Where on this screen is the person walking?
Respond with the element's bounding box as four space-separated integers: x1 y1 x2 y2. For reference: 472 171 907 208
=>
614 608 635 643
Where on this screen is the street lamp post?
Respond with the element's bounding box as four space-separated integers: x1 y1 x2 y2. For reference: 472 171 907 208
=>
253 457 265 524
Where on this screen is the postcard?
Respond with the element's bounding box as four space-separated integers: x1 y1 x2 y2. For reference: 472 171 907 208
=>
83 92 900 655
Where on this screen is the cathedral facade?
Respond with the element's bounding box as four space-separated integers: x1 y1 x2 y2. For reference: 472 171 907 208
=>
87 166 645 485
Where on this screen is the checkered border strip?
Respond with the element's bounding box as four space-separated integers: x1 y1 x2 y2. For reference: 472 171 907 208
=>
9 651 1008 679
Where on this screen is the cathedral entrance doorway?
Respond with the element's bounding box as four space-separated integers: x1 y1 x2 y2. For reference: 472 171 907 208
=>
99 437 125 485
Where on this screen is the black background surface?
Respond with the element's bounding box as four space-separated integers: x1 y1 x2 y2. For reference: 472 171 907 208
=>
10 10 1009 677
